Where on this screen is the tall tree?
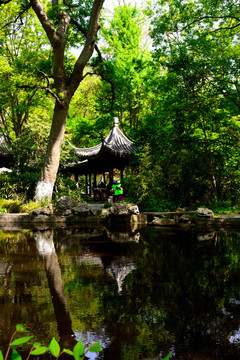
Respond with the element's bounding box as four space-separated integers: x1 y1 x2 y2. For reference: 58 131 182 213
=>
30 0 104 202
0 1 50 142
140 0 240 206
92 4 152 135
0 0 105 201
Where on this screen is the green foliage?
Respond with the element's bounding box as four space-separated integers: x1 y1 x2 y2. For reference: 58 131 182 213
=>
53 174 82 202
0 324 102 360
0 172 39 202
123 146 175 211
0 2 52 141
0 199 40 214
90 3 152 135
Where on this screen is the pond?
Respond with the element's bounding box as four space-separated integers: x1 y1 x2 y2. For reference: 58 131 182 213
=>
1 225 240 360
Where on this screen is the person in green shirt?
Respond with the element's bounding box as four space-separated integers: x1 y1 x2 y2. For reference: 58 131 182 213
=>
115 180 123 201
111 180 124 202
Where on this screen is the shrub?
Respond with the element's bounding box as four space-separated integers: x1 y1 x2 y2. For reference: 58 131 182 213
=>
0 171 39 201
0 199 40 213
0 324 102 360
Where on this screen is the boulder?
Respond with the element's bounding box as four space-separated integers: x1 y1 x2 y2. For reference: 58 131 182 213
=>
178 214 191 227
72 203 91 216
196 207 214 218
108 203 140 216
152 217 176 226
197 232 215 241
30 204 53 216
89 207 102 216
56 196 78 211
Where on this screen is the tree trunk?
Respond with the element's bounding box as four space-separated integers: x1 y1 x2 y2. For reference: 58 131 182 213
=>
31 0 104 202
34 101 69 202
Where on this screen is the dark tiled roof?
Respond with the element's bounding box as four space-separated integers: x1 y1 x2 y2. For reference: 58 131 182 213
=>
69 118 137 159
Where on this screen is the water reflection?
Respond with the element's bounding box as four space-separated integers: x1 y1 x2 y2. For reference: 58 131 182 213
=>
34 230 75 349
1 227 240 359
106 257 136 293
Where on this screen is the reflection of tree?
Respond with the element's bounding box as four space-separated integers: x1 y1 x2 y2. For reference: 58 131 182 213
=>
92 229 240 359
0 232 47 352
3 228 240 359
34 230 76 350
126 230 240 358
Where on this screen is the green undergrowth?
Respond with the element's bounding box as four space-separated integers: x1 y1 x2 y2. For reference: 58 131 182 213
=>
0 324 171 360
0 324 102 360
0 199 41 214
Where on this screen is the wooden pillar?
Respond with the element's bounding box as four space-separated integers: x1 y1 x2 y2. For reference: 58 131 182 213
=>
85 174 88 195
94 173 97 188
120 169 124 180
88 173 92 195
109 168 113 185
74 173 79 183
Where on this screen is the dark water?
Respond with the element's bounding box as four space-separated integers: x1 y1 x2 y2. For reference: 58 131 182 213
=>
1 225 240 359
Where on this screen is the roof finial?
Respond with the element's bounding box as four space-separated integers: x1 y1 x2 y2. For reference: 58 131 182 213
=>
113 117 119 127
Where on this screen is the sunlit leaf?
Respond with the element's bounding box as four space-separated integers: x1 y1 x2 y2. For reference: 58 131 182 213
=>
63 349 74 355
73 338 84 360
0 350 3 360
30 347 49 355
11 336 34 347
88 342 102 353
49 338 60 357
33 342 41 348
15 325 26 332
11 348 22 360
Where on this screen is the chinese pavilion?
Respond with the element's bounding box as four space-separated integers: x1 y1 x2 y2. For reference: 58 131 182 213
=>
66 117 137 196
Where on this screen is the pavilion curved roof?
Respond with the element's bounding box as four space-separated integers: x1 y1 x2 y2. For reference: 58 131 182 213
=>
69 118 137 159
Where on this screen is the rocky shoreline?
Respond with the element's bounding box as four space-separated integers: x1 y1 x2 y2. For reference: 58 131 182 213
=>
0 197 240 230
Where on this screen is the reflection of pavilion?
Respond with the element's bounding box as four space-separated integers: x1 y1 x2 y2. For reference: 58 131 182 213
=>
56 226 139 293
106 257 136 293
107 229 140 243
76 250 136 294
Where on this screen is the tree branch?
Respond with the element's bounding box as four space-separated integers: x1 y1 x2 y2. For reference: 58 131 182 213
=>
71 18 103 62
30 0 71 92
69 0 104 95
62 0 78 9
0 0 12 4
29 0 58 46
84 71 115 111
17 81 62 105
182 15 240 32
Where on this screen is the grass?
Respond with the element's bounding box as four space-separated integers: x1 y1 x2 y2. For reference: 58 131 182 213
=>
0 199 41 214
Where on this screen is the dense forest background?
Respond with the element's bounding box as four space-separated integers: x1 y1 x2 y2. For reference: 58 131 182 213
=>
0 0 240 212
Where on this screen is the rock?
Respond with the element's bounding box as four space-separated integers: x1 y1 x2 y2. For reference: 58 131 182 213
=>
90 207 102 216
197 232 215 241
56 196 78 211
108 203 140 216
64 209 72 216
127 204 140 215
196 207 214 218
72 203 91 216
178 214 191 227
30 204 53 216
151 217 176 226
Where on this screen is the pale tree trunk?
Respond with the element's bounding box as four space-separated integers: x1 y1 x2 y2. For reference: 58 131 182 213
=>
34 101 69 202
31 0 104 202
